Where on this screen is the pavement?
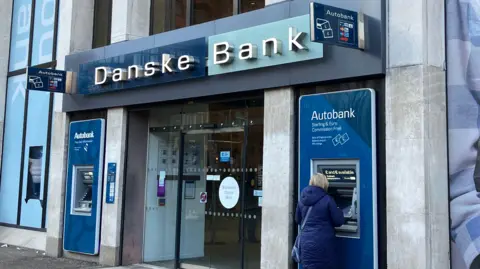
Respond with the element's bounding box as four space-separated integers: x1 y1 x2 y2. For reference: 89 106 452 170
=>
0 244 169 269
0 244 101 269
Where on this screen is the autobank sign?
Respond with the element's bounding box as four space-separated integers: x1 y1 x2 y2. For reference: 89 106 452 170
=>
78 15 323 95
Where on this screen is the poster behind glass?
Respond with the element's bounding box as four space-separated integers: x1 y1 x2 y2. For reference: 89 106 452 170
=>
25 146 43 203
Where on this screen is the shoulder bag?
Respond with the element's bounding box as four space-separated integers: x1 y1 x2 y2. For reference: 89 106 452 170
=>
291 206 313 264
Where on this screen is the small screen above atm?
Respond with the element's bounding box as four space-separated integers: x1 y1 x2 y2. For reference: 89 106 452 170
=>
321 167 356 182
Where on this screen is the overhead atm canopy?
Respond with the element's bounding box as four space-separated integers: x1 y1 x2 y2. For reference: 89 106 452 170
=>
299 89 377 269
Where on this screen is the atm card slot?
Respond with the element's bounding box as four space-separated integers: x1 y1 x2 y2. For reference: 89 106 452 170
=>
329 182 356 187
336 189 353 195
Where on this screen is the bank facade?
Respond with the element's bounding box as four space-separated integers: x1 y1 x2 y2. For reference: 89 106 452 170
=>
0 0 450 269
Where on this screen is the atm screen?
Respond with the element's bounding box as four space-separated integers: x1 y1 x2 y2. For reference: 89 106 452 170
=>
321 167 356 181
314 161 360 238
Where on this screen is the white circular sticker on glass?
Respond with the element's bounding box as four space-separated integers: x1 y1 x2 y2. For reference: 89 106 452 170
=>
219 176 240 209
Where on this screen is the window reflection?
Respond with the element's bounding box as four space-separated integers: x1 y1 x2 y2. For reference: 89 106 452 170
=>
241 0 265 13
92 0 112 48
151 0 186 35
193 0 233 25
175 0 187 29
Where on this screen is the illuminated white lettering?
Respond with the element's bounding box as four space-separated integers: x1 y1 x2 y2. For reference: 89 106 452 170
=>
213 42 234 65
262 38 282 57
238 43 257 60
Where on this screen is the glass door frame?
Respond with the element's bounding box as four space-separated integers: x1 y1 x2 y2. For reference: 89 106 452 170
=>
170 122 250 269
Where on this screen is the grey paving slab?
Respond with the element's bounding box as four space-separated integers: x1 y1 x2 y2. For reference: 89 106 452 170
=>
0 245 102 269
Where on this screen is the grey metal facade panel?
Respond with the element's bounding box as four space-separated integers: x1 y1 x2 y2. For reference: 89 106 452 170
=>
63 0 385 112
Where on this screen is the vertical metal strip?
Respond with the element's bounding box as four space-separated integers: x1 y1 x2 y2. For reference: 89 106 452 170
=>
16 88 30 225
149 0 154 35
240 121 249 269
107 0 113 45
186 0 192 27
41 0 60 229
41 93 54 228
17 0 37 225
174 131 185 269
233 0 239 15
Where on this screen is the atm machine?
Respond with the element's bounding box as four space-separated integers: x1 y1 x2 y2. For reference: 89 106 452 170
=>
312 160 359 238
299 89 377 269
64 119 105 255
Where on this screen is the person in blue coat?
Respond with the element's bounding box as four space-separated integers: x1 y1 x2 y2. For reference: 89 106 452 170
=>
295 173 345 269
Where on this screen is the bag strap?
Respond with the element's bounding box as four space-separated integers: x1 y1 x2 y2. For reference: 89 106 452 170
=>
300 207 313 230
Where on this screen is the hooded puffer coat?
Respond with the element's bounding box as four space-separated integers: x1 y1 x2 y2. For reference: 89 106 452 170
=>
295 185 345 269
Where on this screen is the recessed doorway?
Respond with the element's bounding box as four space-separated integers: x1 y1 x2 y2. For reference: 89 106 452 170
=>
140 99 263 269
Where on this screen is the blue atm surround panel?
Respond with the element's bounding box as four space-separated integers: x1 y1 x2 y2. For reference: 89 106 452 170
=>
64 119 105 255
299 89 377 269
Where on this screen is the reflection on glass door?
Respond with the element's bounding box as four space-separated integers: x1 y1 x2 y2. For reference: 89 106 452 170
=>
143 130 180 268
142 99 263 269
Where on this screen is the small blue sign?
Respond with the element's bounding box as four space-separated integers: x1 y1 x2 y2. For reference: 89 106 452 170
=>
220 151 231 163
106 163 116 204
253 190 263 197
310 2 362 49
27 67 67 93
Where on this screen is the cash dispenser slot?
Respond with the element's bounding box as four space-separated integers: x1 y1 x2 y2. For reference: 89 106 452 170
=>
72 166 95 215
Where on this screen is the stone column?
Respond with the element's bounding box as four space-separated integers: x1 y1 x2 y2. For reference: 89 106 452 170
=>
260 2 293 268
46 0 94 258
110 0 150 44
261 88 295 269
99 108 128 266
385 0 449 268
0 0 13 167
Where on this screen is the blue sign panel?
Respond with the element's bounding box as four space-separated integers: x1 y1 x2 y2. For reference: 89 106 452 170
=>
220 151 230 163
64 119 105 255
77 38 207 95
106 163 116 204
27 67 66 93
299 89 377 269
310 2 361 49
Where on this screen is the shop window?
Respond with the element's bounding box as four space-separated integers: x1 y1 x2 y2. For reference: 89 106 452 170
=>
150 0 186 35
193 0 233 25
240 0 264 13
92 0 112 48
1 0 59 229
150 0 266 33
0 75 27 225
